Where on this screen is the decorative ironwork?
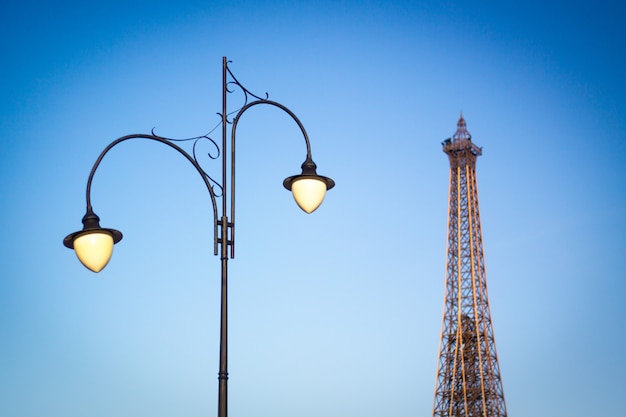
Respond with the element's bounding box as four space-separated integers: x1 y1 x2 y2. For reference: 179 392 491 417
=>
433 115 507 417
226 61 269 100
164 129 223 197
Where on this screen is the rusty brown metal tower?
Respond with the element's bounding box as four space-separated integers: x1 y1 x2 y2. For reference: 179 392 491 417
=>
432 115 507 417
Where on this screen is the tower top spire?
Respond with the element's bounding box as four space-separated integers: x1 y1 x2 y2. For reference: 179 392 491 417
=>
453 113 471 141
442 114 482 164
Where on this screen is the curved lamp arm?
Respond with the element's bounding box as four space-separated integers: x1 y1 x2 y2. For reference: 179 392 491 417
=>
63 133 220 272
227 99 335 258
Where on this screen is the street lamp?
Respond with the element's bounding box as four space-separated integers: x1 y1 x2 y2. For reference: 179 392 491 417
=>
63 56 334 417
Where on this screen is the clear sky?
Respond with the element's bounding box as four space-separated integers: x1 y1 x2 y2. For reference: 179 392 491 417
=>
1 1 625 416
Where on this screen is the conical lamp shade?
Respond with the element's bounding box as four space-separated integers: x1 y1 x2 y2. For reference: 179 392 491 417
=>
73 232 115 273
290 178 327 213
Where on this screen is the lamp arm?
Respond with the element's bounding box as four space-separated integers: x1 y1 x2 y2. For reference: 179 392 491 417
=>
227 99 314 258
84 133 220 255
231 99 313 158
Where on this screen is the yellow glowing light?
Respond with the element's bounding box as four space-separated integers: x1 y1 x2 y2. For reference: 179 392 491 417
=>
73 232 114 273
291 178 327 213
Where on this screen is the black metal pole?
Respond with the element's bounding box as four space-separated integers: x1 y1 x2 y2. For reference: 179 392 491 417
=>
217 227 228 417
217 56 229 417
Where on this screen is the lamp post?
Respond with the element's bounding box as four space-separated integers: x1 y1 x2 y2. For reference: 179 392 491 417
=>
63 56 334 417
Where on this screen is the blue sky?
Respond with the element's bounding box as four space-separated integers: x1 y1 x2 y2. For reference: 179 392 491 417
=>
1 1 625 416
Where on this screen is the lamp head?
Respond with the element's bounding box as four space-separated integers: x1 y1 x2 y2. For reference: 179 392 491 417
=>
283 157 335 213
64 209 122 273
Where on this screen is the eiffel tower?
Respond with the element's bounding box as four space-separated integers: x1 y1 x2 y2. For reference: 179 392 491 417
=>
432 115 508 417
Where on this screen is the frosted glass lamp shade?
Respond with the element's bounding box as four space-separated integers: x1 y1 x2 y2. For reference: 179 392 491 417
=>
282 157 335 213
290 178 327 213
73 232 115 272
64 209 123 272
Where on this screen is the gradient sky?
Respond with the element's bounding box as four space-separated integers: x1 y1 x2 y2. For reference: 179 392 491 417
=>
1 1 625 416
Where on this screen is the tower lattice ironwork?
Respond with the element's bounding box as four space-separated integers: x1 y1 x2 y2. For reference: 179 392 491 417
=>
433 115 507 417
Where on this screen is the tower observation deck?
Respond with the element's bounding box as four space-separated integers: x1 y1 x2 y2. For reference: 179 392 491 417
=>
432 115 508 417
